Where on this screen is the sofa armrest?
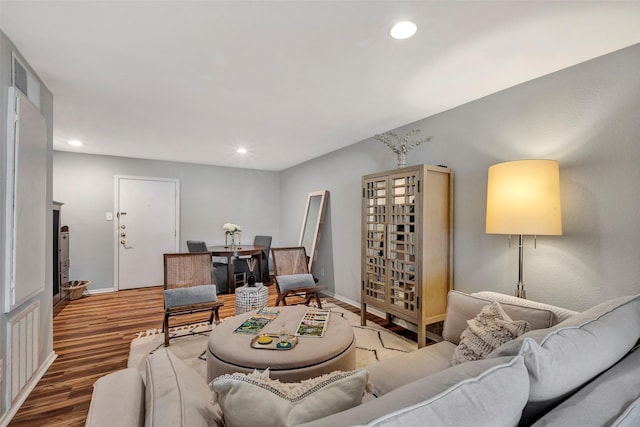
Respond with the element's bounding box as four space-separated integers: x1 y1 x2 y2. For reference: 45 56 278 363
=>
85 368 145 427
442 291 567 345
472 291 578 325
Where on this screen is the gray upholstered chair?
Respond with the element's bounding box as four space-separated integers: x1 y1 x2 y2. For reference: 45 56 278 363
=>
186 240 229 293
232 235 273 284
163 252 224 346
271 246 325 308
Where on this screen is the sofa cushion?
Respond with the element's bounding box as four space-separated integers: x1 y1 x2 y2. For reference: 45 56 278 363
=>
163 285 217 309
490 294 640 425
451 301 530 365
443 291 555 345
367 341 456 396
85 368 145 427
297 356 529 427
276 273 316 292
532 345 640 427
211 369 368 427
612 396 640 427
145 348 220 427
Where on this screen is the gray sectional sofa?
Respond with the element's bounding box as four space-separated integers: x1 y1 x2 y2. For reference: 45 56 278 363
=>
85 291 640 427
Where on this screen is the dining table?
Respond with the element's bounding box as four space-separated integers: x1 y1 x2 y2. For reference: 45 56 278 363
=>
207 245 265 293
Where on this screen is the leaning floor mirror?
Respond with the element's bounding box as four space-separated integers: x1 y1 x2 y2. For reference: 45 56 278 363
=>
298 190 329 274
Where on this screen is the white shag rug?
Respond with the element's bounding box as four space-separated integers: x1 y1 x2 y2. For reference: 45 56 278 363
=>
128 303 418 379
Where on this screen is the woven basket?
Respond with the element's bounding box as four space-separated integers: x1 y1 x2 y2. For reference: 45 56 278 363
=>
62 280 91 301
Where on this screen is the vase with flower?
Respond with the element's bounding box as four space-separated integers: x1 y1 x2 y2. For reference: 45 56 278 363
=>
223 223 242 250
374 129 432 168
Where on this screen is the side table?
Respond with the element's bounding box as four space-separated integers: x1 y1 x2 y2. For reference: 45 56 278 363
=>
235 283 269 315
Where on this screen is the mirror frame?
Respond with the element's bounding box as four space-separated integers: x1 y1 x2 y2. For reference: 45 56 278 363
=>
298 190 329 273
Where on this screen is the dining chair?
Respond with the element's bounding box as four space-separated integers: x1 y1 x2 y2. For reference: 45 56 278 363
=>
232 235 273 284
271 246 326 308
186 240 229 293
163 252 224 346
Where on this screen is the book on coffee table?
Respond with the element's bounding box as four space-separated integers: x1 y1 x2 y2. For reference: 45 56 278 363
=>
295 309 330 337
233 308 280 335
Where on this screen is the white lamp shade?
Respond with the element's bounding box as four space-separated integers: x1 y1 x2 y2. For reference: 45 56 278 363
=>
486 159 562 236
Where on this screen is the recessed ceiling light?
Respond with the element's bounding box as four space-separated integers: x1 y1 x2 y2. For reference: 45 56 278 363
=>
68 140 82 147
236 148 247 154
390 21 417 40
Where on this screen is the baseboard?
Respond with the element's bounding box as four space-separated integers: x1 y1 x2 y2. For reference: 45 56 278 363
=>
1 351 57 425
85 287 116 295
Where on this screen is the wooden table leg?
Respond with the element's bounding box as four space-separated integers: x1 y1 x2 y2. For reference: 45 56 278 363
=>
227 256 234 294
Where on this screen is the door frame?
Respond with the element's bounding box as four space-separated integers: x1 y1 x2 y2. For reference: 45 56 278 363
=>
113 175 180 291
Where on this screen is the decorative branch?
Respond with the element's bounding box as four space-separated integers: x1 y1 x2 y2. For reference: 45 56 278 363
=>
247 258 257 273
374 129 432 154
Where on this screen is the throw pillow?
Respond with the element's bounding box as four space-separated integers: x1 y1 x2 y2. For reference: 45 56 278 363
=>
488 294 640 425
451 301 530 365
145 348 220 427
211 369 368 427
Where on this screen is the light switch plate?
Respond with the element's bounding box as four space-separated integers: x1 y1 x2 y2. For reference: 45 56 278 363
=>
106 212 113 221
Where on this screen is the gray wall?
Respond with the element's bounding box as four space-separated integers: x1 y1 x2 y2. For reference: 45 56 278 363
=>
54 43 640 313
53 152 279 291
0 31 54 417
280 43 640 312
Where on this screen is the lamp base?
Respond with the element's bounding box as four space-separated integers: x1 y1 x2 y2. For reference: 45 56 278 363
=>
515 283 526 299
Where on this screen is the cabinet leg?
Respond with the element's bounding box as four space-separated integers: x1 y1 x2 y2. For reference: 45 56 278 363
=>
418 327 426 349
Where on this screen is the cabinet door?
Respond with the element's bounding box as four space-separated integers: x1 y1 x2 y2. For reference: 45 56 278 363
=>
362 176 388 305
387 170 420 319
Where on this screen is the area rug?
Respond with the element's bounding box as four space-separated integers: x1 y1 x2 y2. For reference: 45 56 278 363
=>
128 303 418 379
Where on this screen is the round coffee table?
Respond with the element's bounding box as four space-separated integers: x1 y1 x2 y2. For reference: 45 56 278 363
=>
207 305 356 383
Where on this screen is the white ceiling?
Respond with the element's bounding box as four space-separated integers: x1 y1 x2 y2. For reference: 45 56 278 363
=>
1 1 639 171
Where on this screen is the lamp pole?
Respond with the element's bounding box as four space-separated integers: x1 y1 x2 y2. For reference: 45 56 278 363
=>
515 234 526 298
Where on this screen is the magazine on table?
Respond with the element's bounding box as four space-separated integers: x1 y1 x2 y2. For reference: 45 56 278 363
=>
233 307 280 334
295 309 330 337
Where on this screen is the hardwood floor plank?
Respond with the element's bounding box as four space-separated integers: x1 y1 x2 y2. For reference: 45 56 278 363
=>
9 284 418 426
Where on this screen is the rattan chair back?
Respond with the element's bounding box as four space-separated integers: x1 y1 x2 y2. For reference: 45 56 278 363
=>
271 247 324 308
162 252 223 346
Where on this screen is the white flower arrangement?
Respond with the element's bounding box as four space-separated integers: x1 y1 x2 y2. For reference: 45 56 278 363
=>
374 129 432 154
223 223 242 235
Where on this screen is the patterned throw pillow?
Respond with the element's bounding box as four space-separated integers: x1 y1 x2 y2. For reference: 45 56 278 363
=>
451 301 530 365
211 369 369 427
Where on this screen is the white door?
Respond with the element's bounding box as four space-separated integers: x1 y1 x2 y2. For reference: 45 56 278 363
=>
115 176 179 290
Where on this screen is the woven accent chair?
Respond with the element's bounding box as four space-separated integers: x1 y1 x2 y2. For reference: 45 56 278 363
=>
271 246 326 308
163 252 224 346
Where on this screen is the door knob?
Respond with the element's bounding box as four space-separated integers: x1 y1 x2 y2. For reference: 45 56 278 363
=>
120 240 126 245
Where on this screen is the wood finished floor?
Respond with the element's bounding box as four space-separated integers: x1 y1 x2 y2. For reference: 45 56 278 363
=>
9 284 418 426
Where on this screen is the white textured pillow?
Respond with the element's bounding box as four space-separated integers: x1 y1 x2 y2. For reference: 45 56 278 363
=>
451 301 530 365
211 369 368 427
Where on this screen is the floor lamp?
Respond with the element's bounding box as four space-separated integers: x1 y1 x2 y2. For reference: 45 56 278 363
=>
485 160 562 299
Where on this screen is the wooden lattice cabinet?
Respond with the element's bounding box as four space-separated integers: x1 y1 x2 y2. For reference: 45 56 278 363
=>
361 164 453 347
